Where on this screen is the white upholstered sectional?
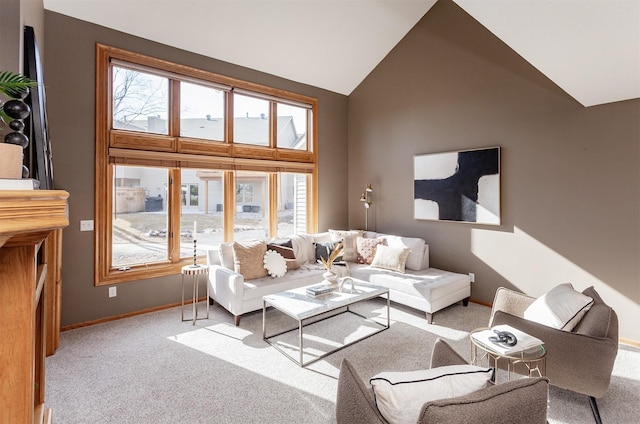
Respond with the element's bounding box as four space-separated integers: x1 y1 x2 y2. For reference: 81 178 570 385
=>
206 231 471 326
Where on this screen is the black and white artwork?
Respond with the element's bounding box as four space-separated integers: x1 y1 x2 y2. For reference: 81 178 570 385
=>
414 147 500 225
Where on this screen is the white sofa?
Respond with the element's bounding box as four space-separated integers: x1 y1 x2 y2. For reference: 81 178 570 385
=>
206 231 471 326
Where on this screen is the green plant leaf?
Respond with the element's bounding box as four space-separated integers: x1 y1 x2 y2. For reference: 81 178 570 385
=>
0 71 37 99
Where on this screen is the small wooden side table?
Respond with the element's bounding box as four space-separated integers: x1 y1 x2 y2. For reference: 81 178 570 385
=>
181 265 210 325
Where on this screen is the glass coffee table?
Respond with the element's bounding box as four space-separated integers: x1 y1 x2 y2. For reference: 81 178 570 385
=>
263 280 390 367
470 327 546 382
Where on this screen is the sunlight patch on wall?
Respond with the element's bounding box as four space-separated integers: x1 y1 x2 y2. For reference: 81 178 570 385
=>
471 226 638 341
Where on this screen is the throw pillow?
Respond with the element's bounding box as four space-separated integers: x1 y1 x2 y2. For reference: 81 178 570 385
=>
381 235 427 271
315 241 343 263
370 365 494 424
232 240 268 280
263 250 287 278
370 244 411 273
269 238 293 248
217 242 235 270
523 283 594 331
356 237 386 264
329 229 362 262
291 233 316 266
267 243 299 270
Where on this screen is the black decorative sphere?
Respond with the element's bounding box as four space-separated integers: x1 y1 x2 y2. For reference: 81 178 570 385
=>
15 87 29 100
9 119 25 131
22 165 30 178
4 131 29 148
3 99 31 120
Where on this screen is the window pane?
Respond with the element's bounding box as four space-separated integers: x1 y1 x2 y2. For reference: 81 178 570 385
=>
233 94 269 146
277 104 307 150
112 66 168 134
235 171 269 241
112 165 168 267
180 82 225 141
181 169 224 259
277 173 308 237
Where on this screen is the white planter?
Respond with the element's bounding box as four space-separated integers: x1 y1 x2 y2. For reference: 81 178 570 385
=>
0 144 23 179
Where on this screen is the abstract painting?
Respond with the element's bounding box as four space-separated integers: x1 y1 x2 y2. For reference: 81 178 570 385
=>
414 147 500 225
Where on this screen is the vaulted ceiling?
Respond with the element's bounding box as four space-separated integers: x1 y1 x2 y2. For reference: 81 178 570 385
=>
44 0 639 107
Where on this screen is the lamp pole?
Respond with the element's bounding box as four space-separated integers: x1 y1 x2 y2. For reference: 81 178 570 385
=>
359 184 373 231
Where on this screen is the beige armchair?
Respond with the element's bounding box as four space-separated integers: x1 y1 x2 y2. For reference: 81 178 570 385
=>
489 286 618 424
336 338 549 424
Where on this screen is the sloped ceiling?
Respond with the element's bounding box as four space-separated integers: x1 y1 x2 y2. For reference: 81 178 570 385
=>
43 0 639 107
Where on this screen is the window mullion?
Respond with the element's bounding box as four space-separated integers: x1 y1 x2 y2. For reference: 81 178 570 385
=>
270 102 277 149
226 91 234 144
168 169 182 261
268 173 278 238
170 80 181 138
223 171 235 242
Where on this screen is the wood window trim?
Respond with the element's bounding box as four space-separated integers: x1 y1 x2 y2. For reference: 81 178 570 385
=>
94 44 318 286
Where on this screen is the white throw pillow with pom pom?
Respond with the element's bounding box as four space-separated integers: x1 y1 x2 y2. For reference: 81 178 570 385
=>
263 250 287 278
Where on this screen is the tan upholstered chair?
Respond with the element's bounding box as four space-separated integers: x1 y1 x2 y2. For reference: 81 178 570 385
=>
335 338 549 424
489 286 618 424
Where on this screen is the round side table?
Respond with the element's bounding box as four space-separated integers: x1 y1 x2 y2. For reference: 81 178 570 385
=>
470 327 546 382
181 264 210 325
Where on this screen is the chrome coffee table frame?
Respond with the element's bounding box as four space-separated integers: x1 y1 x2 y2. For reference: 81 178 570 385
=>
263 281 390 367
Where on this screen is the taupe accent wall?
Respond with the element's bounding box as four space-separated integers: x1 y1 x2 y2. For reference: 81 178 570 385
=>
348 0 639 341
44 11 348 327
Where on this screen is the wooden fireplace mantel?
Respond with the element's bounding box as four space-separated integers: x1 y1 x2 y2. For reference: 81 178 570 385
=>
0 190 69 247
0 189 69 424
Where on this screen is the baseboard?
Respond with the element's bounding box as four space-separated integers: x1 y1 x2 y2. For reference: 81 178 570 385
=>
619 337 640 348
60 297 206 331
469 298 492 308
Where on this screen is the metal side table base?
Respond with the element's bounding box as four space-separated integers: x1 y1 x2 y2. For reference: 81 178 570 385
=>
181 265 210 325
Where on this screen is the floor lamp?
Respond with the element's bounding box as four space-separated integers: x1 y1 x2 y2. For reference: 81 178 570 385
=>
359 184 373 231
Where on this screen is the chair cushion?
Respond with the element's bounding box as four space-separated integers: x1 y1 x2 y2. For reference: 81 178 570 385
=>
523 283 594 331
370 365 494 424
419 377 549 424
573 304 612 338
573 286 615 338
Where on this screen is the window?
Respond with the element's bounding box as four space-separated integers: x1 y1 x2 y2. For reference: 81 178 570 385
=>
180 169 223 258
182 184 199 207
236 183 254 203
233 94 269 146
277 172 308 237
234 172 269 242
180 82 225 141
277 103 307 150
112 66 168 134
112 165 168 267
95 45 318 285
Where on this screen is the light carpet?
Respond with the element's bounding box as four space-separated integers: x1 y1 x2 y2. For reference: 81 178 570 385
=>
45 299 639 423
